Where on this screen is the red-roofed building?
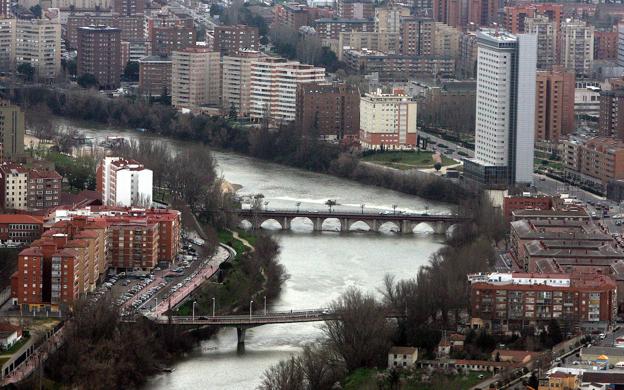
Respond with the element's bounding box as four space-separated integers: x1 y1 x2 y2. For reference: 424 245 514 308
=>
0 214 43 244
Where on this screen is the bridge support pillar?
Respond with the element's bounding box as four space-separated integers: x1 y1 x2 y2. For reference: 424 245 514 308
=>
340 219 348 232
237 327 247 353
433 222 449 235
282 217 291 231
313 218 322 231
371 219 379 233
401 220 412 234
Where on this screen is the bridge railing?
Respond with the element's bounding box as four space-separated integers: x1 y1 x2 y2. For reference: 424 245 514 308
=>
234 208 463 218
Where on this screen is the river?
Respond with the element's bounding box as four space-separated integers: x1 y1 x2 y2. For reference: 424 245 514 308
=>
53 121 451 389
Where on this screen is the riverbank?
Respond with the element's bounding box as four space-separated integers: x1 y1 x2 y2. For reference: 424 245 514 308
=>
10 87 471 204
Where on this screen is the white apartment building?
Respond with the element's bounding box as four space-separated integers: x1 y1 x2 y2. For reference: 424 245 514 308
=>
222 50 264 118
249 58 325 123
374 6 410 34
0 163 28 210
464 29 537 187
171 47 220 111
0 18 15 74
97 157 153 207
618 23 624 67
525 15 557 69
359 89 418 150
15 18 61 81
560 19 594 77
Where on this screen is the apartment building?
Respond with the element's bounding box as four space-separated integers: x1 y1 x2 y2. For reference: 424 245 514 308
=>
77 25 122 90
560 19 594 77
595 30 618 60
343 49 455 81
15 18 61 81
463 30 536 188
467 0 497 27
503 3 563 34
212 25 259 56
273 3 331 30
66 15 144 50
249 58 325 123
171 47 221 111
0 101 25 159
27 168 61 210
107 217 159 270
359 90 418 150
535 66 575 142
222 50 264 118
432 22 460 58
295 82 360 141
458 32 478 78
138 55 171 96
525 15 558 69
96 157 153 207
0 18 15 74
113 0 144 16
146 10 195 56
399 17 434 56
374 6 410 33
468 272 618 331
336 31 399 60
336 0 374 19
599 87 624 139
314 18 374 41
562 136 624 192
0 163 28 210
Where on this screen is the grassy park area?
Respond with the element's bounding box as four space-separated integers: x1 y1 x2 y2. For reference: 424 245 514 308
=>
361 151 457 170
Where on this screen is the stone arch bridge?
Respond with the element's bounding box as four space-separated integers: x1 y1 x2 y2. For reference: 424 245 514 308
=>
234 209 471 235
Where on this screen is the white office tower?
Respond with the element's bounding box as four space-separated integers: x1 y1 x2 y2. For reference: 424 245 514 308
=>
464 30 537 188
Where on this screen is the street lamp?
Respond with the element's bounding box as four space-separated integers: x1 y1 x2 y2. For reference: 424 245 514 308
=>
296 202 301 213
192 300 197 321
392 204 398 215
360 204 365 214
264 296 267 315
250 300 254 319
212 297 216 317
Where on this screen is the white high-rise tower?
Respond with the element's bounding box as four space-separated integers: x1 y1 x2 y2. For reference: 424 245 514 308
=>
464 29 537 187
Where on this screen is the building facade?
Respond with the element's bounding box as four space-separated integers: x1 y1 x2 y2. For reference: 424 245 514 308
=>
96 157 153 207
359 90 418 150
599 87 624 139
222 50 264 118
212 25 259 56
0 101 25 159
464 30 537 187
249 58 326 123
560 19 594 77
171 47 221 111
535 66 575 142
138 55 171 96
562 136 624 192
595 30 618 60
77 25 122 90
525 15 557 69
146 10 195 56
0 18 15 74
295 82 360 141
15 18 61 81
343 49 455 81
66 15 144 50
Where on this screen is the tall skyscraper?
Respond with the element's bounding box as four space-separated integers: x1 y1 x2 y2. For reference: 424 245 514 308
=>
464 30 537 187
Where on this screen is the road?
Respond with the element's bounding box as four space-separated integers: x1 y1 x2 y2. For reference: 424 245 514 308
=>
418 130 474 162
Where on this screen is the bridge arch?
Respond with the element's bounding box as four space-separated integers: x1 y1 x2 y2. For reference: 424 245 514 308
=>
413 222 435 234
321 217 341 232
289 216 315 231
378 221 401 233
259 218 283 230
347 220 374 232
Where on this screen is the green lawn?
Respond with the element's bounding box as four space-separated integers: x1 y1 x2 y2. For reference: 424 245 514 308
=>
342 368 490 390
405 371 490 390
361 151 457 171
0 335 30 358
217 230 246 260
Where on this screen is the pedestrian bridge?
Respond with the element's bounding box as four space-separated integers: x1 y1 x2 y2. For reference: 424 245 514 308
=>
235 209 471 235
147 309 405 351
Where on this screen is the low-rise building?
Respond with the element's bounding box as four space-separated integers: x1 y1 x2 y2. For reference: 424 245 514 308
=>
468 272 618 332
0 214 43 244
503 194 554 221
562 136 624 193
388 346 418 368
0 323 21 350
343 49 455 81
359 90 418 150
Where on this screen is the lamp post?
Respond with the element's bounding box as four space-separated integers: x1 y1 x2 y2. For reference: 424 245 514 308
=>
250 300 254 319
212 297 216 317
296 202 301 213
360 204 365 214
392 204 398 215
264 296 267 315
192 300 197 321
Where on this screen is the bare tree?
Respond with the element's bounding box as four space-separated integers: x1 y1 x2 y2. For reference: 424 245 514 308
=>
259 356 305 390
322 288 393 372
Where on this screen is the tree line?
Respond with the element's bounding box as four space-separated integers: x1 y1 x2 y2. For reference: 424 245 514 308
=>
8 88 472 205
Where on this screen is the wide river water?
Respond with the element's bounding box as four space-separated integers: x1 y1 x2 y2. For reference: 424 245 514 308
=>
55 122 451 389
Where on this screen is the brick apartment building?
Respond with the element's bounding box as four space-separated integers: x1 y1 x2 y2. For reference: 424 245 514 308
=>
273 3 332 30
27 168 61 210
295 82 360 141
11 207 181 309
503 194 554 220
535 66 575 142
336 0 374 19
594 30 618 60
562 136 624 192
212 25 259 56
146 10 195 56
66 15 144 50
599 88 624 139
138 55 171 96
113 0 144 16
77 25 122 90
468 272 618 332
503 3 563 34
